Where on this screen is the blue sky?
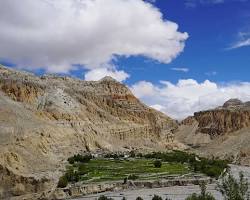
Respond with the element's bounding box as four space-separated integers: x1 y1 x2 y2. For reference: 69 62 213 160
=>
0 0 250 119
122 0 250 85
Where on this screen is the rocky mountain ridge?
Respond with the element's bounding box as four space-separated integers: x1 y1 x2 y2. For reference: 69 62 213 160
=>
0 65 179 199
194 99 250 137
176 98 250 165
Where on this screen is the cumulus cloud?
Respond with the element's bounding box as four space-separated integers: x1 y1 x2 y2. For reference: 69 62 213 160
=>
0 0 188 74
84 68 130 82
131 79 250 119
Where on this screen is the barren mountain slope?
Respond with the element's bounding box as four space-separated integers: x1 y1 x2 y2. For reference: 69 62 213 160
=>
175 99 250 165
0 65 178 199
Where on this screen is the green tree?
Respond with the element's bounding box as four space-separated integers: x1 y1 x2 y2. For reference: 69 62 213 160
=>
67 157 75 164
186 182 216 200
217 171 249 200
129 150 136 158
128 174 139 180
98 195 114 200
66 168 79 182
57 175 68 188
67 154 92 164
154 160 162 168
152 194 163 200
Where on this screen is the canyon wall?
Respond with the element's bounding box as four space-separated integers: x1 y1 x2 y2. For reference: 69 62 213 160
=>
175 99 250 166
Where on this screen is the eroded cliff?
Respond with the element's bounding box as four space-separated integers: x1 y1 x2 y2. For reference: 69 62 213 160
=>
0 65 178 199
175 99 250 166
194 99 250 138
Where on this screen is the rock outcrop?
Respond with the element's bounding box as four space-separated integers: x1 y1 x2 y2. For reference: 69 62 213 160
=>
0 65 178 199
175 99 250 166
222 98 243 108
194 99 250 137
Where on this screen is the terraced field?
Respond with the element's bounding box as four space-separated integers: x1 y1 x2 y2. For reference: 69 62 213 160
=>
71 158 190 183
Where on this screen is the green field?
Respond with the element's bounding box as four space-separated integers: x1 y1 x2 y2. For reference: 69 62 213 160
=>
58 151 228 188
70 158 190 183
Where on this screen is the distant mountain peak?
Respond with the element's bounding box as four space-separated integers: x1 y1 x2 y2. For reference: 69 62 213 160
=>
99 76 118 82
223 98 243 108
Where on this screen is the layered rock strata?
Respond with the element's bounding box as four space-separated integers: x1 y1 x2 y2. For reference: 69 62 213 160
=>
175 99 250 165
0 65 178 199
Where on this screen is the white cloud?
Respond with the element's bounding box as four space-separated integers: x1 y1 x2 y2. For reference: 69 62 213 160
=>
0 0 188 73
171 67 189 72
131 79 250 119
185 0 225 7
144 0 156 3
150 104 166 111
130 81 156 97
205 71 217 76
227 31 250 50
84 68 130 82
228 38 250 49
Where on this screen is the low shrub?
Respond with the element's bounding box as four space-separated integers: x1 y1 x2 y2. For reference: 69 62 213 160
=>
123 177 128 184
104 153 124 159
67 154 92 164
185 182 216 200
217 171 249 200
98 195 114 200
129 150 136 158
137 153 143 157
68 156 75 164
203 166 222 178
152 194 163 200
154 160 162 168
128 174 139 180
57 175 68 188
64 167 80 182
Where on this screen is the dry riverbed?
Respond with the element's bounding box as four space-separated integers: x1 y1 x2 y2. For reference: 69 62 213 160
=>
76 184 222 200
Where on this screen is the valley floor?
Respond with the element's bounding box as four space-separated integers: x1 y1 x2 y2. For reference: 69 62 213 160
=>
74 184 222 200
69 158 189 183
72 165 250 200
